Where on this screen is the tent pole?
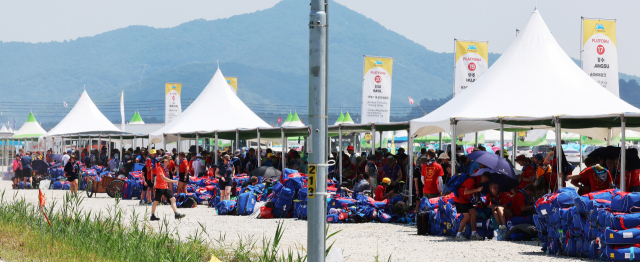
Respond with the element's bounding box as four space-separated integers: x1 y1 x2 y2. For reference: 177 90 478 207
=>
621 115 627 192
407 128 413 206
439 132 443 153
555 117 563 190
474 132 478 148
257 128 261 167
196 133 200 155
133 135 136 152
371 124 376 156
500 118 504 160
214 131 219 166
61 136 65 155
606 128 612 146
512 132 517 165
281 127 286 171
339 125 343 186
119 135 123 160
451 119 457 175
235 129 239 153
108 135 111 159
177 133 181 153
579 135 583 172
78 135 81 155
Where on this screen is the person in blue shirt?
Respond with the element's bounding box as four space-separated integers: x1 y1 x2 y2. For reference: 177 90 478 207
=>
263 153 274 167
21 152 33 189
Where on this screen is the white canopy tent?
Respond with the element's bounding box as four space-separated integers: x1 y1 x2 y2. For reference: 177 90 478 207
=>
13 113 47 138
410 9 640 141
409 8 640 191
46 90 122 136
150 68 270 144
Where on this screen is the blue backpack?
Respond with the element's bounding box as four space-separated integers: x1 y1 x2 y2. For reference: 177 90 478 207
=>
447 173 471 197
215 200 237 215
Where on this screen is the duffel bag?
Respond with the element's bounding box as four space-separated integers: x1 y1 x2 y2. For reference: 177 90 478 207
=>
603 227 640 245
603 244 640 261
606 212 640 230
611 192 640 213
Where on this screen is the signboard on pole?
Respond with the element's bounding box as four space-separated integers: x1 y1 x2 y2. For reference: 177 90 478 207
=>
165 83 182 125
225 77 238 94
307 163 317 199
360 56 393 124
582 18 618 97
454 40 489 96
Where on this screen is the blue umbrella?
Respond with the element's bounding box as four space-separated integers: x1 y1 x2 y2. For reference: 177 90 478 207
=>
49 154 63 162
467 151 518 192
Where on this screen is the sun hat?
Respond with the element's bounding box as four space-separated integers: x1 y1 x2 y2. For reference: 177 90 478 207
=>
196 153 202 158
438 153 450 159
150 149 157 155
347 146 354 151
223 155 231 160
381 177 391 185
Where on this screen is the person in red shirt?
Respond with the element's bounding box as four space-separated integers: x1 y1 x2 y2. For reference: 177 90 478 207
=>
422 150 444 199
150 156 185 221
515 155 535 190
567 156 613 194
510 184 536 217
141 149 158 204
543 148 567 192
176 152 190 193
486 182 513 230
454 172 490 241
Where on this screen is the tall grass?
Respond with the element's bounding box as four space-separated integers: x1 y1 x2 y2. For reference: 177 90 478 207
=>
0 190 345 262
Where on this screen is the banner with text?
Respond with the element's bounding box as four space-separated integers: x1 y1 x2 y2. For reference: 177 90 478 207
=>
360 56 393 124
165 83 182 125
582 18 618 97
225 77 238 94
454 40 488 96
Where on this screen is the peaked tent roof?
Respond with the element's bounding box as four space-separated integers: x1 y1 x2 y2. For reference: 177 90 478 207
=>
0 126 7 133
150 68 270 143
281 112 293 127
342 112 355 124
130 112 145 125
335 113 345 125
410 9 640 141
13 112 47 138
46 90 122 136
283 112 305 127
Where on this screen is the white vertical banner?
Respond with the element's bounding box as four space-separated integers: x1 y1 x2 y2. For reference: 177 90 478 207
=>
453 40 489 96
582 18 618 97
360 56 393 124
120 91 125 132
165 83 182 125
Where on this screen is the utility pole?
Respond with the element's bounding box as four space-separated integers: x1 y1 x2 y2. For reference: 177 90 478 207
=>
308 0 328 261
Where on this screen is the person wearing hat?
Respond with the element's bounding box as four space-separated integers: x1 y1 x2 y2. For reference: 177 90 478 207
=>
565 156 613 194
364 154 379 194
216 155 235 201
347 145 357 165
515 155 535 190
64 154 80 194
232 150 242 174
374 177 395 201
141 149 158 205
192 153 204 177
150 156 186 221
62 150 72 166
438 152 452 183
264 153 275 167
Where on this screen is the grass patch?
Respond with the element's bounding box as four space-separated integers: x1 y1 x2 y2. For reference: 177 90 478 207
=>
0 190 345 262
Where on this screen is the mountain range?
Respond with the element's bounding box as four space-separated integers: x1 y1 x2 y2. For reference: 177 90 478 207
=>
1 0 639 128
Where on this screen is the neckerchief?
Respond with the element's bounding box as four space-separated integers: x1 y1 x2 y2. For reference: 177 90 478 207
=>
592 165 609 183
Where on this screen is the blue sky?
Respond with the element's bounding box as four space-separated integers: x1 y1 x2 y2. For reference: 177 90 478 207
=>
1 0 638 76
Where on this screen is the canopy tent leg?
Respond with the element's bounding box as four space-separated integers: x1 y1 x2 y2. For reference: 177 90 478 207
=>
371 124 376 156
451 119 457 175
579 135 583 172
61 136 65 155
606 128 612 146
108 135 111 159
235 129 239 154
339 125 343 186
407 128 413 206
98 135 102 157
119 136 123 160
78 135 81 155
281 127 286 171
555 117 563 190
475 132 478 148
439 132 442 153
500 119 504 160
196 133 200 155
214 131 219 166
512 132 517 165
177 133 181 154
257 128 261 167
621 115 626 192
133 135 137 152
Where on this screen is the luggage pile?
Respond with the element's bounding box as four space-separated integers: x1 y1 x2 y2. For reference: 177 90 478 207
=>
209 175 270 216
535 187 640 261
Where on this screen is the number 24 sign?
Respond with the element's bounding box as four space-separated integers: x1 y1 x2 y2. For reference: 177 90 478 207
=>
307 164 318 199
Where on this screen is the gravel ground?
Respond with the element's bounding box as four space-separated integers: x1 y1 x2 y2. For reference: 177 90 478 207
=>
0 165 589 262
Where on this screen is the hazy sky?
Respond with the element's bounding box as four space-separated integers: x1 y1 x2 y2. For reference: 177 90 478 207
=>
1 0 639 76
